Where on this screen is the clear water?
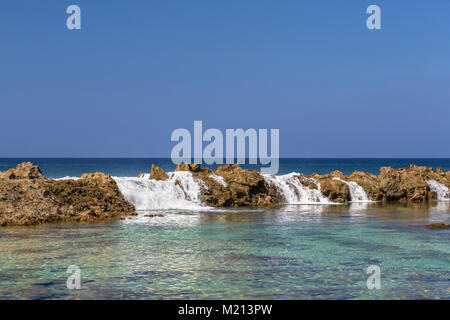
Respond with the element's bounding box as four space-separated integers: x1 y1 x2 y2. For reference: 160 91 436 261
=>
0 159 449 299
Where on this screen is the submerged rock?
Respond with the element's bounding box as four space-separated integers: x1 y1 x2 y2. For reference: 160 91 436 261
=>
0 163 135 227
425 223 450 229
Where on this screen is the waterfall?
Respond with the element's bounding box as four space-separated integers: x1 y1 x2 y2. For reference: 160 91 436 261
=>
333 178 371 202
427 180 450 201
114 171 207 210
209 174 228 187
263 173 332 204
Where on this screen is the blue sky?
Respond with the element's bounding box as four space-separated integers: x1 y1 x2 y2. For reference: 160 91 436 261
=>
1 1 449 157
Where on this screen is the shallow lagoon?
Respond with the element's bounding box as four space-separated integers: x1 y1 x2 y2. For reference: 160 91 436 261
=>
1 202 448 299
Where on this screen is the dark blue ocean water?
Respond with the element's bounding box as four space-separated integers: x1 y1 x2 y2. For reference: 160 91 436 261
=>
1 158 449 178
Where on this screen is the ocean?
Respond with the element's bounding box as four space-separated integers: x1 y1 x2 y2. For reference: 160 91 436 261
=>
1 158 450 178
0 158 449 299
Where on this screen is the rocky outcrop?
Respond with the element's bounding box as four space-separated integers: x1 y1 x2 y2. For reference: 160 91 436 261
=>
425 223 450 229
175 163 279 207
0 162 135 226
2 162 449 226
313 176 350 203
150 164 169 181
346 171 381 201
143 163 449 205
175 163 201 172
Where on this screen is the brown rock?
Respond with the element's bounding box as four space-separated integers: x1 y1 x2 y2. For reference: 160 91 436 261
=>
0 162 44 180
188 164 280 207
150 164 169 181
378 166 432 202
314 176 350 203
425 223 450 229
347 171 381 201
175 163 201 172
0 163 135 227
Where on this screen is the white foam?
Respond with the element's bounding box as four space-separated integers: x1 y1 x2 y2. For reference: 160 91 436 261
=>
263 173 333 204
209 174 228 187
114 171 209 210
53 176 80 180
333 178 372 202
427 180 450 201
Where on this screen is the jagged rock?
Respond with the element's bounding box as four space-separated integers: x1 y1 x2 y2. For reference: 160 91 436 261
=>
150 164 169 181
425 223 450 229
0 163 135 227
196 164 449 205
215 164 262 186
2 161 449 227
347 171 382 201
298 175 318 190
378 165 432 202
328 170 346 179
137 172 146 178
314 176 350 203
176 163 201 172
0 162 44 180
186 164 279 207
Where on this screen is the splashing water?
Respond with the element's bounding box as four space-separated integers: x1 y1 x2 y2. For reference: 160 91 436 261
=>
114 171 207 210
209 174 228 187
333 178 371 202
427 180 450 201
263 173 332 204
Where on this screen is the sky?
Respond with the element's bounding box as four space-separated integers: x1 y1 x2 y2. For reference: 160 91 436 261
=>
1 0 449 158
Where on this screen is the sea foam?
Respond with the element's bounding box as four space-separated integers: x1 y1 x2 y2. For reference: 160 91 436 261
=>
263 173 333 204
333 178 372 202
427 180 450 201
114 171 207 210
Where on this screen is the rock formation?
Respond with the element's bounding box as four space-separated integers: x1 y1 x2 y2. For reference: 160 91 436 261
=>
1 162 449 227
145 163 449 204
425 223 450 229
150 164 169 181
174 163 280 207
0 162 135 226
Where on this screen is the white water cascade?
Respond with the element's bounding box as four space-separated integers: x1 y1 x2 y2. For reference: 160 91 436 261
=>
209 174 228 187
427 180 450 201
114 171 207 210
333 178 371 202
263 173 332 204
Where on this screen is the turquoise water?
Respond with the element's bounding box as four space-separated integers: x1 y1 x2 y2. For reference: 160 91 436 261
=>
0 158 449 299
0 202 449 299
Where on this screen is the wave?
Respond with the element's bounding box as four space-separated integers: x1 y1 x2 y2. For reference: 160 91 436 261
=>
333 178 372 202
54 176 80 180
263 173 333 204
427 180 450 201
